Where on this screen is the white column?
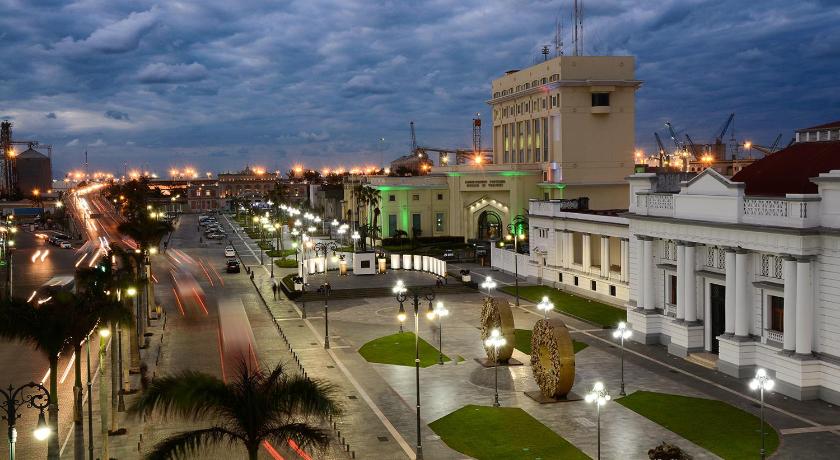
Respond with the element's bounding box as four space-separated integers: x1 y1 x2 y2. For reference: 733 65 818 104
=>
620 238 629 282
555 230 564 268
795 257 813 355
724 248 737 335
582 233 591 273
684 244 697 322
601 236 610 278
676 243 685 320
642 237 655 310
782 256 797 352
564 231 573 268
734 249 751 338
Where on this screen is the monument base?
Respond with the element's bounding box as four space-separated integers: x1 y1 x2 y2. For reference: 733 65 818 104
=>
524 390 583 404
474 357 524 368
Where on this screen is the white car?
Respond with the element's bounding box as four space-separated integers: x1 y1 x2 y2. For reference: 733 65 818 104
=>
59 241 72 249
224 247 236 257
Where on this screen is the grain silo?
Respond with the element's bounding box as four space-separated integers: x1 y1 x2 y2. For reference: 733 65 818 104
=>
16 147 52 197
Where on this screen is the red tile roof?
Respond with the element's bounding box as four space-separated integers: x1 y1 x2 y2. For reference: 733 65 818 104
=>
803 120 840 130
731 141 840 196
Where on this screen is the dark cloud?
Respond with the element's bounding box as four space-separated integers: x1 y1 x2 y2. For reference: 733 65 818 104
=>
0 0 836 175
45 112 57 119
104 110 130 121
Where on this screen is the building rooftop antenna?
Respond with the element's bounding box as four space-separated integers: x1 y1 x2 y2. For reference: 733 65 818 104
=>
541 45 550 61
554 16 564 56
573 0 584 56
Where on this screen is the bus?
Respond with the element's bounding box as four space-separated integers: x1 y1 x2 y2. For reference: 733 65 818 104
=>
217 297 258 382
27 275 75 304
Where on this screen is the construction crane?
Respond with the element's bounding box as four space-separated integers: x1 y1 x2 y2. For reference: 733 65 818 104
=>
665 121 685 152
409 121 418 156
714 113 735 145
654 132 668 166
684 134 699 158
751 133 784 155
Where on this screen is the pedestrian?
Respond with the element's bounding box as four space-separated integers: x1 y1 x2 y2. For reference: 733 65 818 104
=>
272 282 278 300
250 271 254 281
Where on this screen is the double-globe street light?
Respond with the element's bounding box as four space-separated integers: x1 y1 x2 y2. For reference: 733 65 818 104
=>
1 381 51 460
612 322 632 396
750 368 775 460
393 280 435 460
313 241 338 349
485 328 507 407
426 301 449 365
536 295 554 319
585 381 611 460
505 214 527 306
480 276 497 297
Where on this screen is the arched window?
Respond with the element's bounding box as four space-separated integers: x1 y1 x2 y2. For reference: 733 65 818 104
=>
477 210 502 240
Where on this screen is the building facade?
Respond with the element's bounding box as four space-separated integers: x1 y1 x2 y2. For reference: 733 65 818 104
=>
627 125 840 403
489 55 641 209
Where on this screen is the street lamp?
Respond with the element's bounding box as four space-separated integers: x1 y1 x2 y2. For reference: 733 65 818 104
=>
351 231 360 252
313 241 337 349
484 328 507 407
612 322 632 396
585 381 611 460
480 276 497 297
1 381 51 460
427 301 449 365
536 295 554 319
506 215 527 306
393 280 435 460
750 368 775 460
269 226 277 278
330 219 339 239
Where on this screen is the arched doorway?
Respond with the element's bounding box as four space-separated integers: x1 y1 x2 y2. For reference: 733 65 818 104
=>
477 210 502 240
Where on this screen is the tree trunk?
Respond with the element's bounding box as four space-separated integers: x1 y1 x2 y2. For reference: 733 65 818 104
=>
73 343 85 460
99 333 110 460
48 354 60 460
110 323 119 431
247 444 260 460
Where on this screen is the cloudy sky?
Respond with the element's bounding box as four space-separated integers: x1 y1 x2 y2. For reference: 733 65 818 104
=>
1 0 838 176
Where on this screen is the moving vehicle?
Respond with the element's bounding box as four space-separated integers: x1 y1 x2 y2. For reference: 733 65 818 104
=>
224 246 236 258
28 275 75 304
442 249 455 260
59 241 72 249
226 259 240 273
217 297 258 380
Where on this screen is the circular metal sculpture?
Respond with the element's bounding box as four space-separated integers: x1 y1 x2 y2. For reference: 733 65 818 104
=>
530 318 576 399
480 297 515 363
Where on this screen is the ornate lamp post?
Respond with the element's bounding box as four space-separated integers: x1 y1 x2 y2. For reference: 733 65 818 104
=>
750 368 775 460
485 328 507 407
330 219 339 239
393 280 435 460
536 295 554 319
480 276 497 297
505 215 527 306
313 241 338 349
269 226 276 278
1 382 51 460
351 231 360 252
585 381 611 460
612 322 632 396
426 301 449 365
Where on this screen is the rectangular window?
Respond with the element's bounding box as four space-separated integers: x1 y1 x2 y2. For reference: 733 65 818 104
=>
609 285 617 296
543 118 549 161
574 276 579 286
437 193 443 200
435 213 444 232
591 280 597 291
412 194 419 201
770 295 784 332
558 273 563 283
591 92 610 107
388 214 397 237
389 194 396 202
669 275 677 305
572 233 583 264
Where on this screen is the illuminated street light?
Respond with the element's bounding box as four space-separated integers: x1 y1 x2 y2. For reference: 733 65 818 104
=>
484 328 507 407
1 381 52 458
585 381 611 460
351 231 360 251
126 287 137 297
480 276 497 297
427 301 449 365
536 295 554 319
750 368 775 459
612 322 632 395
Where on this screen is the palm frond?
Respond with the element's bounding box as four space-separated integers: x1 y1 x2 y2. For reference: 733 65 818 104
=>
144 427 242 460
129 370 233 422
267 373 342 420
262 422 332 453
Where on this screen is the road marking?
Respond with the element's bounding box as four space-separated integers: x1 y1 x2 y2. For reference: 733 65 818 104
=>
781 425 840 435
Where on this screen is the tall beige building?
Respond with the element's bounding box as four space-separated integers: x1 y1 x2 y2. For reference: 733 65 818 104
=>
489 56 640 208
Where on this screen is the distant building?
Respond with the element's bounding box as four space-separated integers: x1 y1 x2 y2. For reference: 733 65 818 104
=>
218 167 279 201
17 147 52 197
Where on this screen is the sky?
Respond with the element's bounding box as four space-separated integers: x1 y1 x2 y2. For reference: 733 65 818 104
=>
1 0 838 176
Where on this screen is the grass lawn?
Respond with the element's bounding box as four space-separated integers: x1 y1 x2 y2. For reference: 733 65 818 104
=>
618 391 778 460
274 258 298 268
358 332 450 367
514 329 588 355
501 285 626 328
267 248 296 258
429 405 589 460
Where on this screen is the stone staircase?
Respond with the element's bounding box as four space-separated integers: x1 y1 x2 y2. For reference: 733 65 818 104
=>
686 351 719 370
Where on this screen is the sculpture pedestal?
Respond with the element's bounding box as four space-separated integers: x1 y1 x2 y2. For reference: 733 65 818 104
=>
524 390 583 404
474 357 523 368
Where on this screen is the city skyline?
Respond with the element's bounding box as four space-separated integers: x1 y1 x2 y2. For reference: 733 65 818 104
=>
1 0 838 175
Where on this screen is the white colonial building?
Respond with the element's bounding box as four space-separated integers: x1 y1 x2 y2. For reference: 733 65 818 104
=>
628 122 840 403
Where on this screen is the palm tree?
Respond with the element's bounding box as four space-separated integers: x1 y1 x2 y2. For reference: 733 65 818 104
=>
0 294 75 459
130 361 340 460
118 216 173 334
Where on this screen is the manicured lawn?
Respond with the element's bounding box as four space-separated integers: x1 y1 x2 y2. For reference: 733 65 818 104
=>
266 248 296 258
358 332 449 367
274 258 298 268
501 285 626 328
514 328 588 355
429 405 589 460
617 391 778 460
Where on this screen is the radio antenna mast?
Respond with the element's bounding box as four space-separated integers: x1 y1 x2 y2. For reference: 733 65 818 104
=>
573 0 584 56
554 16 564 56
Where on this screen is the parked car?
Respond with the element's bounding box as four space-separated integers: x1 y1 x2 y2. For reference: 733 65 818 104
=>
442 249 455 260
59 241 72 249
224 246 236 258
226 259 240 273
207 233 226 240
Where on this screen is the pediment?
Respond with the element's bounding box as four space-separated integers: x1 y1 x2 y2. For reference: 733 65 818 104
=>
680 168 744 197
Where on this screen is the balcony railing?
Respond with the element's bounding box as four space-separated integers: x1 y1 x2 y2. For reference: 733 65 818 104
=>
766 329 784 344
742 198 820 228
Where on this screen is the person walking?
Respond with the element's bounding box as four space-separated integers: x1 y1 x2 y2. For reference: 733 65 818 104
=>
271 281 278 300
